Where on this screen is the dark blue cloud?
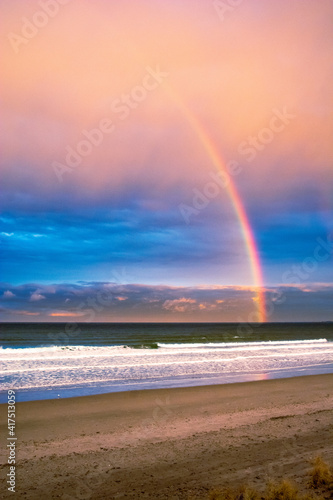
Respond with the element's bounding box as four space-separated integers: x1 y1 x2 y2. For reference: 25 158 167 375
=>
1 155 332 288
0 179 252 285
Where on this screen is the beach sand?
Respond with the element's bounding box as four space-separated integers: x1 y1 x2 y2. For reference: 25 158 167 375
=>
1 374 332 499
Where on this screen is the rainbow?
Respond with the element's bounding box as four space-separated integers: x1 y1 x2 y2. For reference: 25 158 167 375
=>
165 85 266 322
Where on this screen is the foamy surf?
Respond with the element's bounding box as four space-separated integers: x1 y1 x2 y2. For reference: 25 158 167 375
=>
1 338 332 400
156 339 328 348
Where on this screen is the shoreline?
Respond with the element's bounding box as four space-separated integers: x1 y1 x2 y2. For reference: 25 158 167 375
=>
2 364 333 403
0 371 331 407
1 373 333 498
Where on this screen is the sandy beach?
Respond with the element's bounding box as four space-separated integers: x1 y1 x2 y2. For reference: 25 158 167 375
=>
1 374 332 499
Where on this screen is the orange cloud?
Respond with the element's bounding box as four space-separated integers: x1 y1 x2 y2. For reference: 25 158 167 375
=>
49 312 85 317
15 310 40 316
163 298 197 313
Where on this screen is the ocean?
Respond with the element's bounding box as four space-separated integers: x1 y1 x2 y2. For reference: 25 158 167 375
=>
1 322 333 402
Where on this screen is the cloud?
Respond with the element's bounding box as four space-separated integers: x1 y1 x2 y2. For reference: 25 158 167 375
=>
0 281 332 322
0 0 332 303
30 292 46 302
0 204 254 286
49 312 86 317
2 290 15 298
1 0 332 204
14 310 40 316
163 298 197 313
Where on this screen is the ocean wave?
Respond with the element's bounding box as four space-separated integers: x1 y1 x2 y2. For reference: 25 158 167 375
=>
156 339 328 348
1 337 332 394
0 338 328 353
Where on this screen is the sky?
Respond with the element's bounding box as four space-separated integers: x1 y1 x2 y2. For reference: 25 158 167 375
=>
0 0 332 322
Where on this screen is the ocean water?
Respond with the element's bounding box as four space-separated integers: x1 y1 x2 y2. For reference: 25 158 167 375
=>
1 322 333 402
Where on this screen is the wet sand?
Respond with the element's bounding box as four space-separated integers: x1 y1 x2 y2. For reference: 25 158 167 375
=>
1 374 332 499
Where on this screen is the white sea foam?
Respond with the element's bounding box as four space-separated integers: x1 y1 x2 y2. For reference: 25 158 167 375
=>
1 339 332 393
0 338 328 357
157 339 328 348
